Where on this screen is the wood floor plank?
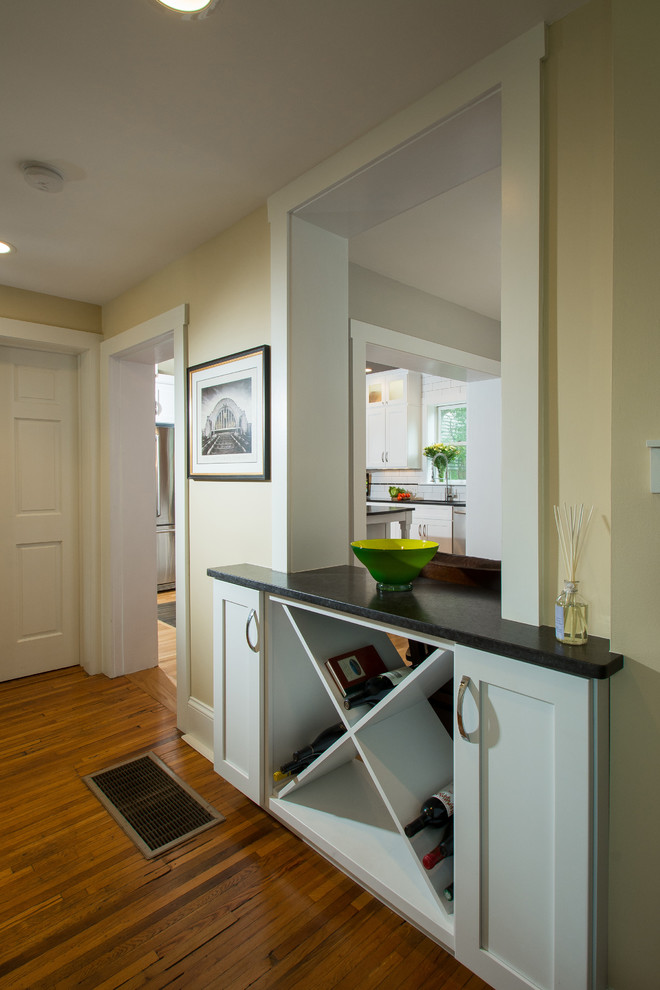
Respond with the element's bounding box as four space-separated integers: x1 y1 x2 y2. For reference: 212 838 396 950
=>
0 666 492 990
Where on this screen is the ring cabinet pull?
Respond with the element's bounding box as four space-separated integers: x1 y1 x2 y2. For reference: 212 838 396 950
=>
245 608 260 653
456 674 471 741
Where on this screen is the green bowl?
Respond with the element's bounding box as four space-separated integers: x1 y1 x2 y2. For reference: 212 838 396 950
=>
351 538 438 593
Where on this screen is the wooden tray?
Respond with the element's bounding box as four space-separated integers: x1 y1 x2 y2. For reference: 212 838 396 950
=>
420 552 501 590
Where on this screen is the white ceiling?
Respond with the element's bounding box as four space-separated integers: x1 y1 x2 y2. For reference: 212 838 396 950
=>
0 0 585 307
350 167 502 320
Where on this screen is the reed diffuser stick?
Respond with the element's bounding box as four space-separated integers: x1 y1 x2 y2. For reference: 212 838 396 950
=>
554 502 593 582
553 502 593 645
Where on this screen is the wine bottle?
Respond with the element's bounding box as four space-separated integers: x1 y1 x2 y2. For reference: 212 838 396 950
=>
273 723 345 781
403 782 454 837
443 882 454 902
422 832 454 870
343 668 412 710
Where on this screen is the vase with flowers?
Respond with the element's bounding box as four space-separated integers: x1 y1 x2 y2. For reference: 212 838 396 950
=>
423 443 460 484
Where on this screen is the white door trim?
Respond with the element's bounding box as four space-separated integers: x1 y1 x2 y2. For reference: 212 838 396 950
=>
0 317 101 674
269 24 544 624
99 306 190 732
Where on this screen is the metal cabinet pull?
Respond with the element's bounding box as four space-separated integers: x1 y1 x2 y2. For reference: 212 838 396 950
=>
456 674 471 741
245 608 260 653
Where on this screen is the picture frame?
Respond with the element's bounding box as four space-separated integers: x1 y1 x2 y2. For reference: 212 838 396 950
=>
187 345 270 481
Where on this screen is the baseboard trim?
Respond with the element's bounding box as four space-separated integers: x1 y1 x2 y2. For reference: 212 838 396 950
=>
182 696 214 763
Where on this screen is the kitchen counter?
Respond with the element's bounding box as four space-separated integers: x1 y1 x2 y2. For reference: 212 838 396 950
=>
207 562 623 680
366 503 414 538
367 496 466 507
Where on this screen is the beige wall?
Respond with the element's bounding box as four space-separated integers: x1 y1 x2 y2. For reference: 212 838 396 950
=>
103 206 271 705
546 2 660 987
608 1 660 988
349 263 501 362
0 284 102 333
4 4 657 982
543 0 613 638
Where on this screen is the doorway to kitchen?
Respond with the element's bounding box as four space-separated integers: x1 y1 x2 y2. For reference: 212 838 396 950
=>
351 321 501 553
100 305 188 730
269 26 544 623
155 363 176 690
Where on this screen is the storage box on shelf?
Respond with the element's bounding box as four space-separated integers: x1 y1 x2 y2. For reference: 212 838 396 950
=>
210 567 614 990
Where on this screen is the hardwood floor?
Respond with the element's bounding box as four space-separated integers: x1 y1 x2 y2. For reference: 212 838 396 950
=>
0 666 492 990
126 592 177 715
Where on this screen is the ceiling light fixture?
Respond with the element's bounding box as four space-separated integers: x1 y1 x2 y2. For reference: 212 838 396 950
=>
154 0 221 18
21 161 64 194
0 241 15 255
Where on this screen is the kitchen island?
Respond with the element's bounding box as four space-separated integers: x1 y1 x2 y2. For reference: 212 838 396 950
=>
208 562 621 990
366 503 414 538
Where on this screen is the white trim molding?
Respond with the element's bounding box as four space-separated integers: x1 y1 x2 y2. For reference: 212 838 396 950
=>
182 696 214 762
269 24 545 624
99 306 191 731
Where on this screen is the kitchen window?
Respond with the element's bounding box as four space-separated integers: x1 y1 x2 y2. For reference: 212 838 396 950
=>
435 404 467 481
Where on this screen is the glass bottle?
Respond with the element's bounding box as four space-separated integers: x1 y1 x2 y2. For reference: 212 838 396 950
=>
555 580 588 645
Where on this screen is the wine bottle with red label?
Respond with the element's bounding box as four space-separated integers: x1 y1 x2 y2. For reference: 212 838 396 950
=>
403 782 454 837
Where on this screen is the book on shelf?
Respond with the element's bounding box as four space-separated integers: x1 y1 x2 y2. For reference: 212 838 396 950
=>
324 644 387 697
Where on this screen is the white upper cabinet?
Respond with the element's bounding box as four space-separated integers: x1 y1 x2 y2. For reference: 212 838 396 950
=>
366 369 422 469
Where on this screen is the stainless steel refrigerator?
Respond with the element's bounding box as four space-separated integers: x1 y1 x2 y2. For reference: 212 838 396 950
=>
156 426 175 590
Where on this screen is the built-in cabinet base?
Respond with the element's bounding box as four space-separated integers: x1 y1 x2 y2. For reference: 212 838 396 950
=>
211 575 609 990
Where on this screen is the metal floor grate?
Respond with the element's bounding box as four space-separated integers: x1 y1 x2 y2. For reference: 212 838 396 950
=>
84 752 224 858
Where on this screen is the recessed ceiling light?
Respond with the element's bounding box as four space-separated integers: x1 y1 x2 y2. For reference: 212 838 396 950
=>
154 0 220 16
0 241 15 255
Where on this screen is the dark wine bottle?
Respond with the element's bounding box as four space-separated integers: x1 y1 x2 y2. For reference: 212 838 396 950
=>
406 639 435 667
343 668 412 710
273 723 346 781
403 782 454 837
443 882 454 902
422 832 454 870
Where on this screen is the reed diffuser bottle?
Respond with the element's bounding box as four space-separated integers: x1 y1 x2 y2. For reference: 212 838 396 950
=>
553 503 593 646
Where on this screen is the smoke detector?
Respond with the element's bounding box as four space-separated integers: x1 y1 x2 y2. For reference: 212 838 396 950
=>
21 161 64 193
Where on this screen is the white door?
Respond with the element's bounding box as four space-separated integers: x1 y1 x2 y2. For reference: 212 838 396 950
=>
0 346 80 680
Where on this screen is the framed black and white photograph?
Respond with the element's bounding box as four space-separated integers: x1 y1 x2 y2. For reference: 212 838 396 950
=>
187 345 270 481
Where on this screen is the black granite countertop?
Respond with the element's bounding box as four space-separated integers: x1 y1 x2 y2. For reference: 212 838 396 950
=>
367 504 415 515
367 497 466 507
207 563 623 680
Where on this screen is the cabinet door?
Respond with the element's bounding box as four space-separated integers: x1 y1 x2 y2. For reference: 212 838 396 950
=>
212 580 264 805
384 404 408 467
416 509 452 552
366 406 387 468
454 645 598 990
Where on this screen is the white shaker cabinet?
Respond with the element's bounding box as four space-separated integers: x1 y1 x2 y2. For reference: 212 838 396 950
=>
212 580 264 805
366 369 421 470
209 566 617 990
454 644 608 990
413 504 453 552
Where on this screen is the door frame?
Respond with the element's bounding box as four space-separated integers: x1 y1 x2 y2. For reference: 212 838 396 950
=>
268 24 545 625
99 305 190 729
0 317 101 674
350 320 501 544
